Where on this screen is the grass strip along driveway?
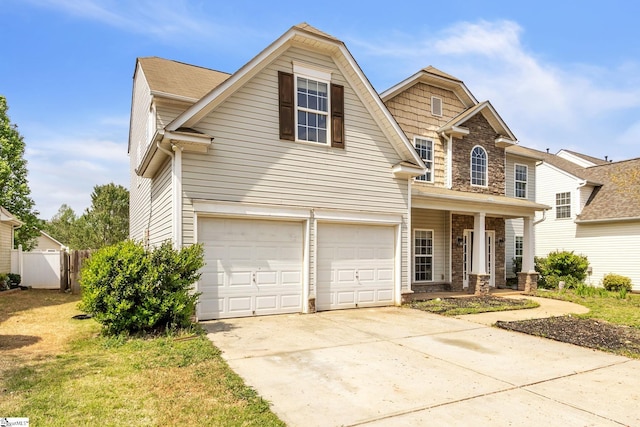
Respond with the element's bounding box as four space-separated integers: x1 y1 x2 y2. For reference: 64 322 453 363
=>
0 290 284 426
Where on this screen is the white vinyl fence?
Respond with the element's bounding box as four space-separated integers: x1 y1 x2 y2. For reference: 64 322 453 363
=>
11 247 61 289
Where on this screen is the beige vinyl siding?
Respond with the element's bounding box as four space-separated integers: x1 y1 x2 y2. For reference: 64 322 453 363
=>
575 221 640 291
128 65 153 241
505 218 523 278
385 83 467 187
411 208 450 283
148 159 173 246
156 102 191 128
0 223 12 272
505 155 537 201
181 47 409 289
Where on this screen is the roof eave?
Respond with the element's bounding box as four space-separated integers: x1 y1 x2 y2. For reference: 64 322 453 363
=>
575 216 640 224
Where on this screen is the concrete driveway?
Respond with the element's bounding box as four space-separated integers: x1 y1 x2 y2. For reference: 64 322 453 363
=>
204 307 639 426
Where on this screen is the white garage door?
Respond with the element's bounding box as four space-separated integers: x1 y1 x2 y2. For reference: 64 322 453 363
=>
197 218 303 320
317 223 395 311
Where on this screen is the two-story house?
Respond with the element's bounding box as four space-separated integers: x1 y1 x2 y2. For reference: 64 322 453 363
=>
128 23 548 320
511 147 640 291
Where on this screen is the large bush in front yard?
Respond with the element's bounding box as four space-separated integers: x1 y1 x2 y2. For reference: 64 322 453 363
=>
602 273 633 292
535 251 589 289
80 240 204 335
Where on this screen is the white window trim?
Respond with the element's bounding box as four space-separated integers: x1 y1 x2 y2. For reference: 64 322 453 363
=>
514 235 523 260
555 191 572 219
431 96 443 117
292 63 332 145
413 228 434 283
413 137 434 183
514 163 528 199
470 145 488 187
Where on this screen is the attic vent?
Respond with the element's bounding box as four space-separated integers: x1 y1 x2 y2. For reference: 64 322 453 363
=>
431 96 442 117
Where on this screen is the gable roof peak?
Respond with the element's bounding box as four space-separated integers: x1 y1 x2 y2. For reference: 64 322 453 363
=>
292 22 341 42
422 66 463 83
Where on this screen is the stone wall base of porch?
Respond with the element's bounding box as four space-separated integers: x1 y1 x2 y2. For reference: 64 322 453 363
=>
468 274 491 296
517 272 539 294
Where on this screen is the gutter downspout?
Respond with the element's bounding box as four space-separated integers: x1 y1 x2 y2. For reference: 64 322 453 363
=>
156 141 183 248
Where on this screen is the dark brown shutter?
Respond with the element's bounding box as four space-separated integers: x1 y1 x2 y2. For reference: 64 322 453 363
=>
278 71 295 141
331 84 344 148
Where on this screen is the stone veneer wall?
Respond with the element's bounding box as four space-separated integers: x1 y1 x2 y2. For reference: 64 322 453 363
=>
451 114 506 195
451 214 506 291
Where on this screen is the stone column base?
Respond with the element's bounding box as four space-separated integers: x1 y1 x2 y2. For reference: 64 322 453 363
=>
468 274 491 296
517 272 539 294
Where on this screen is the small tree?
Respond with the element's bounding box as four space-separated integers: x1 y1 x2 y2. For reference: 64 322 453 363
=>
0 95 41 249
80 240 204 335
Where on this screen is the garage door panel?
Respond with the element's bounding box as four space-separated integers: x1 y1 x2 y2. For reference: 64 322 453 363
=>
317 223 395 311
197 218 303 320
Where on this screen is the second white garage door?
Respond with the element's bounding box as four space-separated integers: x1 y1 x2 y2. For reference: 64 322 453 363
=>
197 218 304 320
316 223 395 311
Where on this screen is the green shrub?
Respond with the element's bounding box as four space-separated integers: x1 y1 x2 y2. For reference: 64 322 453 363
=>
7 273 21 287
574 282 609 298
602 273 633 292
0 273 8 290
80 240 205 335
535 251 589 289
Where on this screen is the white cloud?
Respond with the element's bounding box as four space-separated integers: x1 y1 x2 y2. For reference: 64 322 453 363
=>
23 0 226 42
351 19 640 159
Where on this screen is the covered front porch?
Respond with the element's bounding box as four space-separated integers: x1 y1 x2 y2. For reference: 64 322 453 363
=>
409 186 549 297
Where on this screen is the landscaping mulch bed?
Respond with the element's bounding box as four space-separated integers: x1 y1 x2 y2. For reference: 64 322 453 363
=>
496 316 640 356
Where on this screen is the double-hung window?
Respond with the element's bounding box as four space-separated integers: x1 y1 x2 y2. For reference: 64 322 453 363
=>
278 64 344 148
515 164 528 198
297 76 328 143
471 146 487 186
414 137 433 182
514 236 523 265
414 229 433 282
556 192 571 219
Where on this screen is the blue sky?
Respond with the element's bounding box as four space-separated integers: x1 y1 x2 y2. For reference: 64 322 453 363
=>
2 0 640 219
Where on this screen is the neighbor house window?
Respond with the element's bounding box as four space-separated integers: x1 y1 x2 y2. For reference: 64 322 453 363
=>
278 65 344 148
556 192 571 219
414 137 433 182
414 229 433 281
514 236 523 268
515 164 528 198
471 146 487 186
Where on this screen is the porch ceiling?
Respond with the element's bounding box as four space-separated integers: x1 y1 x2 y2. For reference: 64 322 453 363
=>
412 186 550 218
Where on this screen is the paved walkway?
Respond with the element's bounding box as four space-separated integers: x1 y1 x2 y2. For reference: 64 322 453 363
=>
454 293 590 325
204 303 638 427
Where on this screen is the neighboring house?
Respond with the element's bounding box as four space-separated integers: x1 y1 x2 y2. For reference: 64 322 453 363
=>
513 147 640 291
0 206 22 273
34 230 67 252
128 23 547 320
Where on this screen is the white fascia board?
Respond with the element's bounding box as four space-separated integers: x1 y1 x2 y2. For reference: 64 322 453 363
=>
392 162 426 179
150 90 199 104
336 45 424 167
575 216 640 224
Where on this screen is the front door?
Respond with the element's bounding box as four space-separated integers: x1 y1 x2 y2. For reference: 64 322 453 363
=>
463 230 495 288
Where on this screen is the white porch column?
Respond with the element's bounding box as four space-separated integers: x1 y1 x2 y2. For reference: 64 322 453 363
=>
522 216 535 273
472 212 486 274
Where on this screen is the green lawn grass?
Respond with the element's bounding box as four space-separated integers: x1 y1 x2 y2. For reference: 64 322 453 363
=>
0 291 284 426
536 288 640 328
408 296 539 316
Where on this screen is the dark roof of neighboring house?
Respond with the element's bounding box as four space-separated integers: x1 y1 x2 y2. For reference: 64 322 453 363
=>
578 157 640 222
137 56 231 100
